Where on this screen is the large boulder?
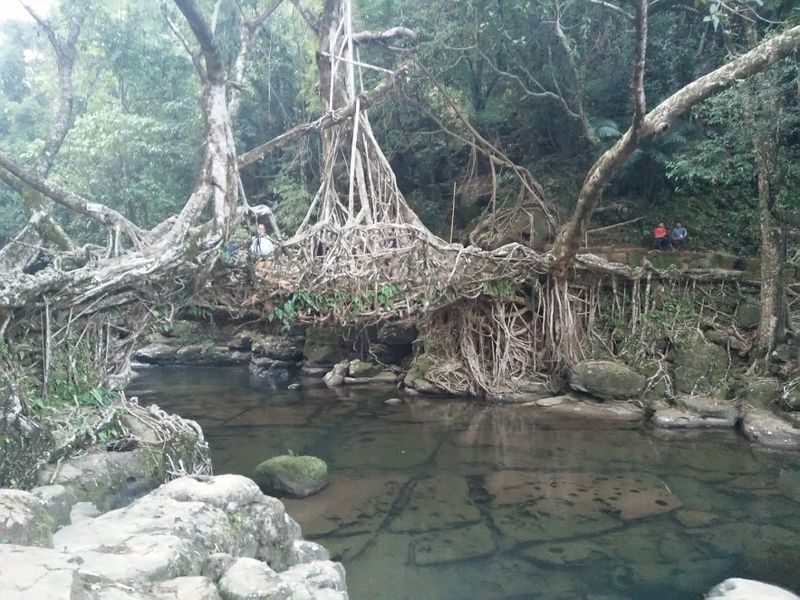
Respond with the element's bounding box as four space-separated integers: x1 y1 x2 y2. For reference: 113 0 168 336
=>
740 377 782 410
254 455 328 498
671 335 729 394
734 300 761 330
0 490 53 547
706 578 799 599
303 327 353 367
568 360 645 401
0 475 345 599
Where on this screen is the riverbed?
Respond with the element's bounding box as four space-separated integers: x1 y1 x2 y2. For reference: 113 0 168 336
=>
130 366 800 599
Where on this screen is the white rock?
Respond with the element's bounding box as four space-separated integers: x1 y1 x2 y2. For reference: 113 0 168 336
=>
706 578 799 599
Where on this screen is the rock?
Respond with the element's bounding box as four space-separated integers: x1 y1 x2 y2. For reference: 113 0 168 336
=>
70 502 100 523
742 410 800 449
347 360 382 378
254 455 328 498
491 380 553 403
652 408 736 429
156 576 222 600
780 381 800 411
534 396 567 407
37 449 167 511
216 557 285 599
377 322 417 346
411 522 495 566
568 360 645 400
672 335 729 394
675 509 719 528
734 300 761 330
303 327 353 367
134 343 179 364
252 335 304 362
674 395 739 420
384 398 402 406
287 383 301 390
30 484 74 529
202 553 235 583
288 540 330 564
0 489 54 547
403 354 445 395
0 475 343 599
343 371 397 385
740 377 782 409
279 560 347 595
706 578 799 599
323 361 348 388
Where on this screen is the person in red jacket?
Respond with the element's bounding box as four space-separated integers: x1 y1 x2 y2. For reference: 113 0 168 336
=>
652 222 668 250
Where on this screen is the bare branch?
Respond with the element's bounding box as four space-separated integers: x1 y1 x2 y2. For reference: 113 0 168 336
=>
173 0 224 82
161 3 204 77
588 0 634 20
352 27 417 44
289 0 319 33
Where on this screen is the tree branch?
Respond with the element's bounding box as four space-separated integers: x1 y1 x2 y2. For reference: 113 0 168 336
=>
352 27 417 44
289 0 318 33
161 3 204 78
238 62 411 169
0 150 144 247
173 0 224 83
551 24 800 272
588 0 634 20
631 0 648 131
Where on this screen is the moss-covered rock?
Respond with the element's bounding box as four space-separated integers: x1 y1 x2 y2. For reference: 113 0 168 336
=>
403 354 445 394
734 300 761 330
0 489 54 547
348 360 383 378
303 327 353 366
671 335 729 395
568 360 645 401
739 377 782 410
254 455 328 498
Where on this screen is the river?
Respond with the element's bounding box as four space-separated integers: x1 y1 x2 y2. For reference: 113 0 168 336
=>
129 366 800 599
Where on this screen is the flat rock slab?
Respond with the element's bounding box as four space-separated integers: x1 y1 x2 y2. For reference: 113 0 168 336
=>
652 408 736 429
485 471 681 544
283 474 406 536
674 395 739 420
742 410 800 449
537 399 646 421
410 522 495 566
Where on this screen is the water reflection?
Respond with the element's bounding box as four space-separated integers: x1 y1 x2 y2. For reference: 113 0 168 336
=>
130 366 800 599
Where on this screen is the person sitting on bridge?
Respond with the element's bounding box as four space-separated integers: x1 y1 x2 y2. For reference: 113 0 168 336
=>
652 222 668 251
669 222 688 250
250 223 274 258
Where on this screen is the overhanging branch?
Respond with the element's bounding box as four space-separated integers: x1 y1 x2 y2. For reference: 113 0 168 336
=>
238 62 410 169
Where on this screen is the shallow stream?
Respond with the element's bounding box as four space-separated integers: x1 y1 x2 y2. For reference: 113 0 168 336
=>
130 366 800 599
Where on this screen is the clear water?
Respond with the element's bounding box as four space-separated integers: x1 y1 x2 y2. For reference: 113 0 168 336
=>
129 366 800 599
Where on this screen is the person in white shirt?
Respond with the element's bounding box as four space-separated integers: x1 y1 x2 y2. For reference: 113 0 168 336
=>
250 223 274 257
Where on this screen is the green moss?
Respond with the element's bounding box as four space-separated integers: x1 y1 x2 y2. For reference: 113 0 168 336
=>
254 455 328 497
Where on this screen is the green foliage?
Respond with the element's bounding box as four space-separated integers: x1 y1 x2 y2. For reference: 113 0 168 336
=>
268 284 400 327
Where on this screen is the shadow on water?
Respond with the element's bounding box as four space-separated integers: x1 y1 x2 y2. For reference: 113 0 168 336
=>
129 366 800 600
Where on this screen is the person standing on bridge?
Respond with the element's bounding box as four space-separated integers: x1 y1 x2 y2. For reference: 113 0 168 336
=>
250 223 275 258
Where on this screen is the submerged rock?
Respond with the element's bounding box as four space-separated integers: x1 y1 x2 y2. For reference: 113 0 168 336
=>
255 455 328 498
706 578 799 599
568 360 645 401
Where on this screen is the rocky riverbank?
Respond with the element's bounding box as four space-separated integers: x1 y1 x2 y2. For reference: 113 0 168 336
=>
132 318 800 452
0 474 347 599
